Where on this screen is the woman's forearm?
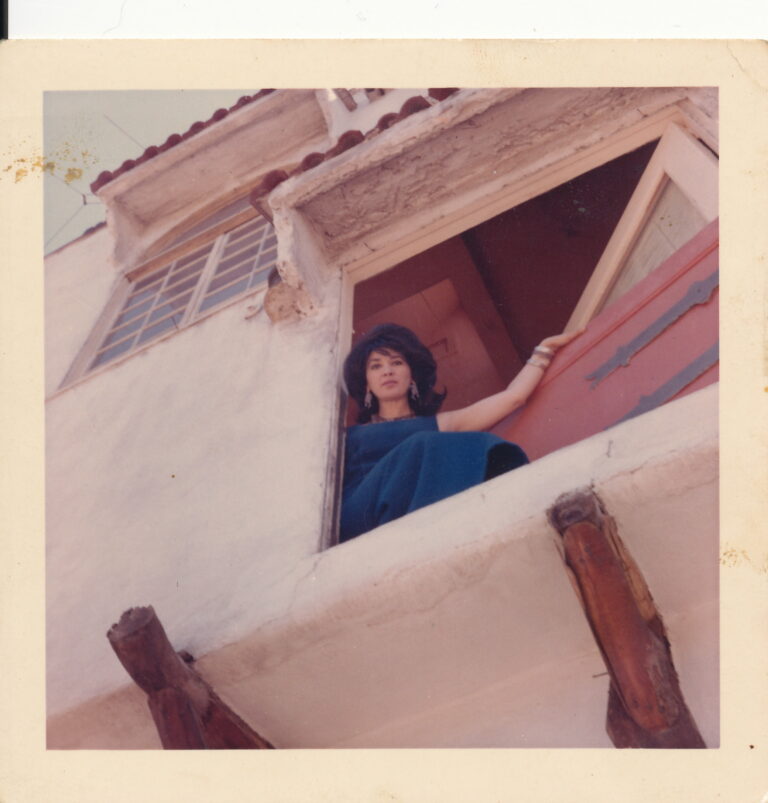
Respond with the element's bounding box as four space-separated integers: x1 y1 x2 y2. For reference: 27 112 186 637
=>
437 329 583 433
505 361 550 405
437 363 546 432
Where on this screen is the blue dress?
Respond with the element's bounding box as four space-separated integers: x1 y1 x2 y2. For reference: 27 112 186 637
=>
339 416 528 542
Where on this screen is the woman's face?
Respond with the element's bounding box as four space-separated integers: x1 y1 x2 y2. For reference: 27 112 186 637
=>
365 348 413 403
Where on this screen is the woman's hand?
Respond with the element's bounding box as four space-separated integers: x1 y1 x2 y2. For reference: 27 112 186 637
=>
538 327 585 352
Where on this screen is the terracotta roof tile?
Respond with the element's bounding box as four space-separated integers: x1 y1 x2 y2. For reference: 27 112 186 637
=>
260 169 291 193
428 88 459 102
376 112 399 130
399 95 432 116
325 129 365 158
90 89 275 193
161 133 183 150
91 87 462 214
82 220 107 237
300 151 326 171
249 90 463 208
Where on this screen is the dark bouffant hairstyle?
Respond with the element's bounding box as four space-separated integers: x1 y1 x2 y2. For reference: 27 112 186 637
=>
343 323 447 424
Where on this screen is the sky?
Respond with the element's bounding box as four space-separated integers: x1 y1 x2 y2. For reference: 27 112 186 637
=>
43 90 253 253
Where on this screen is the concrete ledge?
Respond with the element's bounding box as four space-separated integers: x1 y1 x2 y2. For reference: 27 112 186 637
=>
48 384 718 747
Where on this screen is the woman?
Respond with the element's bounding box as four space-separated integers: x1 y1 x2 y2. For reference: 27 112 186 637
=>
340 323 580 543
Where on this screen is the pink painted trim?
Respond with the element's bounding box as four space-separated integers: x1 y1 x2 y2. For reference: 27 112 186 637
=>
539 219 720 389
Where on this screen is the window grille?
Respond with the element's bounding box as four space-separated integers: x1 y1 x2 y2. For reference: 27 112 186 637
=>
88 216 276 373
155 195 254 259
198 217 277 313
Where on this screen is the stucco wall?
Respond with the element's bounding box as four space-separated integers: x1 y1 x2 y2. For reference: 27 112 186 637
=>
45 226 119 395
46 237 343 715
47 383 718 748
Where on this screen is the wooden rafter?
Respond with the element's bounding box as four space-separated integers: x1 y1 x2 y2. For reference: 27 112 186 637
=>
107 606 274 749
548 490 706 748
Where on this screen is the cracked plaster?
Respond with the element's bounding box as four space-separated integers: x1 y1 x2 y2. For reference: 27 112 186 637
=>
294 87 698 259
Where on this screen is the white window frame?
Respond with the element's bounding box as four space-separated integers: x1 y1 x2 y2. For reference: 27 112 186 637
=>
62 213 277 386
565 123 719 330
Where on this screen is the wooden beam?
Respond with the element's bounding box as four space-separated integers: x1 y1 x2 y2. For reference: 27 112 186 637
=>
107 606 274 749
147 687 208 749
548 490 706 748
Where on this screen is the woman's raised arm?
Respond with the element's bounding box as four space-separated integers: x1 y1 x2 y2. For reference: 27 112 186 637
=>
436 330 583 433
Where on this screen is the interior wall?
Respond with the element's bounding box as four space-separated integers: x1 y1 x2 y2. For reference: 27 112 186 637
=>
355 280 504 415
462 140 658 355
350 236 515 422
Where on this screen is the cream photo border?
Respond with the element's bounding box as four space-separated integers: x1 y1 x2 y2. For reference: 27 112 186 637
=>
1 39 767 803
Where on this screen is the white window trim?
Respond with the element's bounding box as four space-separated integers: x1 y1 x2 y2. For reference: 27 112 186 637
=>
327 106 711 288
335 113 718 342
565 122 719 330
183 236 228 324
60 215 276 389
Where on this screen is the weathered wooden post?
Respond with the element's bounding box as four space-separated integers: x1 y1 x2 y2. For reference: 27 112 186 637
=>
548 490 706 748
107 606 274 749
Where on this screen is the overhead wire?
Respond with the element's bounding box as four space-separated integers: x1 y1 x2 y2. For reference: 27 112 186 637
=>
102 114 146 151
45 203 89 250
47 170 100 204
45 110 169 251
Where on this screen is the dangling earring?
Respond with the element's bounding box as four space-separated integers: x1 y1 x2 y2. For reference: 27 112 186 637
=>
364 389 372 408
409 381 419 400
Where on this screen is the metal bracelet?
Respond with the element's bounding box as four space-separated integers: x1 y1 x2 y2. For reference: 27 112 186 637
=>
527 354 551 369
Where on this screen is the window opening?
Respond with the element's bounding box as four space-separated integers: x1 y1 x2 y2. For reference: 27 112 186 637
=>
349 141 660 422
349 132 716 419
156 195 255 258
333 126 717 546
600 179 707 310
198 217 277 313
85 215 276 375
567 123 718 329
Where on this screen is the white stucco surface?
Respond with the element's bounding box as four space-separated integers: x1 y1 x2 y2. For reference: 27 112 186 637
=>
47 381 718 747
46 274 344 716
45 226 119 395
